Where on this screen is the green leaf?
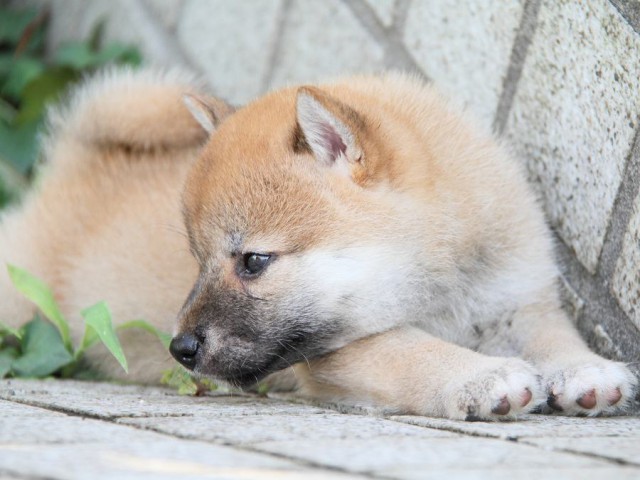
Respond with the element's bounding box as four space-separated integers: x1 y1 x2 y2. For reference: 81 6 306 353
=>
11 316 73 377
0 347 18 378
94 44 142 67
118 320 172 350
0 321 23 340
161 366 198 395
0 119 41 175
81 302 128 373
53 42 97 70
88 18 106 52
1 57 45 101
16 66 78 125
7 264 72 351
0 7 39 45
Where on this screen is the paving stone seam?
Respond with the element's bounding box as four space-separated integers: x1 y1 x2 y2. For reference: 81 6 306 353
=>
609 0 640 35
390 0 412 34
518 438 640 468
555 230 640 378
140 0 185 32
550 126 640 374
492 0 542 135
116 420 398 479
0 468 53 480
339 0 429 79
135 0 210 85
595 126 640 281
0 396 386 478
387 415 640 467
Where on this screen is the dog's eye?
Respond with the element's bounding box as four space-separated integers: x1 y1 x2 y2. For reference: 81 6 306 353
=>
240 253 272 277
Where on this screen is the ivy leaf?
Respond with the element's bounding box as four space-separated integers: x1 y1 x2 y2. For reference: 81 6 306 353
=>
118 320 172 350
11 316 73 377
7 264 72 351
81 302 128 373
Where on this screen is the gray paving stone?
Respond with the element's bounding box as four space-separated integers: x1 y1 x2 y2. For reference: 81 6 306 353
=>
394 467 640 480
177 0 284 104
0 397 350 479
523 436 640 466
119 411 455 445
252 435 613 478
1 442 328 480
268 0 385 91
365 0 396 27
612 192 640 329
505 0 640 272
0 399 169 444
0 379 329 418
404 1 525 124
142 0 185 31
390 413 640 440
0 398 66 418
44 0 188 68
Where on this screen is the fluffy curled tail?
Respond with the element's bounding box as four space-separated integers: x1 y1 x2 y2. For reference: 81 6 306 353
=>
43 67 231 167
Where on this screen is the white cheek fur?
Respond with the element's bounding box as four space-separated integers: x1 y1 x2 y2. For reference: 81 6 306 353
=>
299 246 417 342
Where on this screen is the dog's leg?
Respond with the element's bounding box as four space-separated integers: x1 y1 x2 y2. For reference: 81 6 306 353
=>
507 288 638 416
293 326 544 420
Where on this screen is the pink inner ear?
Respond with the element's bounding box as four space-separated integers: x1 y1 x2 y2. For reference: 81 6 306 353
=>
320 123 347 161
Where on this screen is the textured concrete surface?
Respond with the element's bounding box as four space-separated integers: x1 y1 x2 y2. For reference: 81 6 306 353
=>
267 0 385 94
2 379 640 479
404 0 525 124
178 0 284 104
506 0 640 273
613 193 640 330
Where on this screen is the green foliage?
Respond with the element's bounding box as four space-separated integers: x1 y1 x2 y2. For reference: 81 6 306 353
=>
1 265 151 380
161 366 217 396
80 302 128 373
0 5 142 209
10 315 73 377
7 264 72 350
1 265 217 395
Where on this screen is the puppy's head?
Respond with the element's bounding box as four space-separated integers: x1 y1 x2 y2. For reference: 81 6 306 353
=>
172 85 421 387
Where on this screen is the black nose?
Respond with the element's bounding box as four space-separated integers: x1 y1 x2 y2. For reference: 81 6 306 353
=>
169 333 200 370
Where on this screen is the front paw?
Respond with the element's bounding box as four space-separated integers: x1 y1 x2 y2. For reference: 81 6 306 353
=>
441 358 544 421
543 358 637 416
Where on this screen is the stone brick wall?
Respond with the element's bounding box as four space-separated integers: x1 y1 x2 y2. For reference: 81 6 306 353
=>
41 0 640 374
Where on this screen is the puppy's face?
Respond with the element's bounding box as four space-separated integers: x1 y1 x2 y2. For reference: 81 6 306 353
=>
172 87 421 387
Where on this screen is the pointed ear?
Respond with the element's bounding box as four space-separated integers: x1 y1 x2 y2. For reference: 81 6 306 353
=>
295 87 363 167
183 94 234 134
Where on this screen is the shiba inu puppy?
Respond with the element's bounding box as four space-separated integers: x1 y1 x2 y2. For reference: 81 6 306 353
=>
0 69 636 420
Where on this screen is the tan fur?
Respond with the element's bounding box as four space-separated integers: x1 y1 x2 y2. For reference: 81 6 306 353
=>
1 69 635 419
0 68 229 382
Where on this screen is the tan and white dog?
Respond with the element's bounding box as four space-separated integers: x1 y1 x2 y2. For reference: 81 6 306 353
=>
0 68 636 420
